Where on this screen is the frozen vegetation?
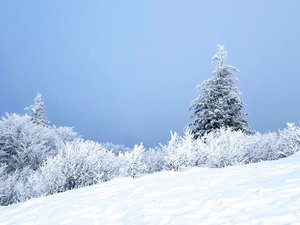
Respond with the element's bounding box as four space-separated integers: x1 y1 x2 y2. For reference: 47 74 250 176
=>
188 45 249 138
1 151 300 224
1 46 300 224
0 111 300 206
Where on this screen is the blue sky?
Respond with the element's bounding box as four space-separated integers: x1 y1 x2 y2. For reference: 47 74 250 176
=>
1 1 300 147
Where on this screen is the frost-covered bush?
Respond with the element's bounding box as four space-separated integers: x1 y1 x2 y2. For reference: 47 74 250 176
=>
101 142 131 154
190 128 295 168
120 143 147 178
54 126 80 143
0 114 65 173
27 140 121 198
162 124 300 170
201 129 280 167
279 123 300 157
201 129 247 167
162 130 207 170
1 113 300 206
144 147 165 173
0 140 122 205
163 131 192 170
245 131 282 163
0 112 82 205
0 166 33 206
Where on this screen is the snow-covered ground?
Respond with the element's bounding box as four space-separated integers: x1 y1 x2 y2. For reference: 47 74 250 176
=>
1 154 300 225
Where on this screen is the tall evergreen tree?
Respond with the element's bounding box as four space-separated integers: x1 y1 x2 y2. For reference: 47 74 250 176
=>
188 45 248 139
25 93 49 126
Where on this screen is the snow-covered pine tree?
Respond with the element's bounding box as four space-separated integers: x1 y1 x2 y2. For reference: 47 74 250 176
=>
25 93 49 126
188 45 248 139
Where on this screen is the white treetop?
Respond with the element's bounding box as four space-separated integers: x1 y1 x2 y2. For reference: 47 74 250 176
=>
212 45 228 67
25 93 49 126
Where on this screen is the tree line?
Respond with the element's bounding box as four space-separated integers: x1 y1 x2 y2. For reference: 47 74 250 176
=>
0 46 299 206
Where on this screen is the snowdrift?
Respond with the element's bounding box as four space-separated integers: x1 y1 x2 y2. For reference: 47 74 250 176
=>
1 152 300 225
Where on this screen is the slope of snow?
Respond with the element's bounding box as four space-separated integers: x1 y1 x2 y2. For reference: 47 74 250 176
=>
1 154 300 225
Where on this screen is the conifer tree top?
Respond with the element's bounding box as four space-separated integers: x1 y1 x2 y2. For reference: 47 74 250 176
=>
25 92 49 126
212 45 228 68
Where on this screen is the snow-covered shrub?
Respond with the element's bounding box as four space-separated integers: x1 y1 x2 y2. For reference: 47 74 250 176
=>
181 131 208 167
162 125 300 169
0 114 64 173
1 110 300 206
198 129 285 167
162 132 184 171
279 123 300 157
0 166 33 206
202 129 252 167
205 129 255 167
162 130 206 170
27 140 121 197
121 143 147 178
245 131 281 162
54 126 80 143
144 147 165 173
101 142 131 154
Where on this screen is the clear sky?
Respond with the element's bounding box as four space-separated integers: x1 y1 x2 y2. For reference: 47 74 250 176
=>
1 1 300 147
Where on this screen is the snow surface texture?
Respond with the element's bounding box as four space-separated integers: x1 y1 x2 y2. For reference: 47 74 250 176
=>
1 153 300 225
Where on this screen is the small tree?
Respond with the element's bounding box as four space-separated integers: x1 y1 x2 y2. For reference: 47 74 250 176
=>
0 114 62 173
188 45 248 139
123 143 146 178
25 93 49 126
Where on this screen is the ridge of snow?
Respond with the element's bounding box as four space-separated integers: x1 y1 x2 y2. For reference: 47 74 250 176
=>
1 154 300 225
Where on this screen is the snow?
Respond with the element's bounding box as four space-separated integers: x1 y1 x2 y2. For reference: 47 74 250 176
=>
1 153 300 225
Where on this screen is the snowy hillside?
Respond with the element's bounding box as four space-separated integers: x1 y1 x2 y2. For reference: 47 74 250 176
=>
1 154 300 225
